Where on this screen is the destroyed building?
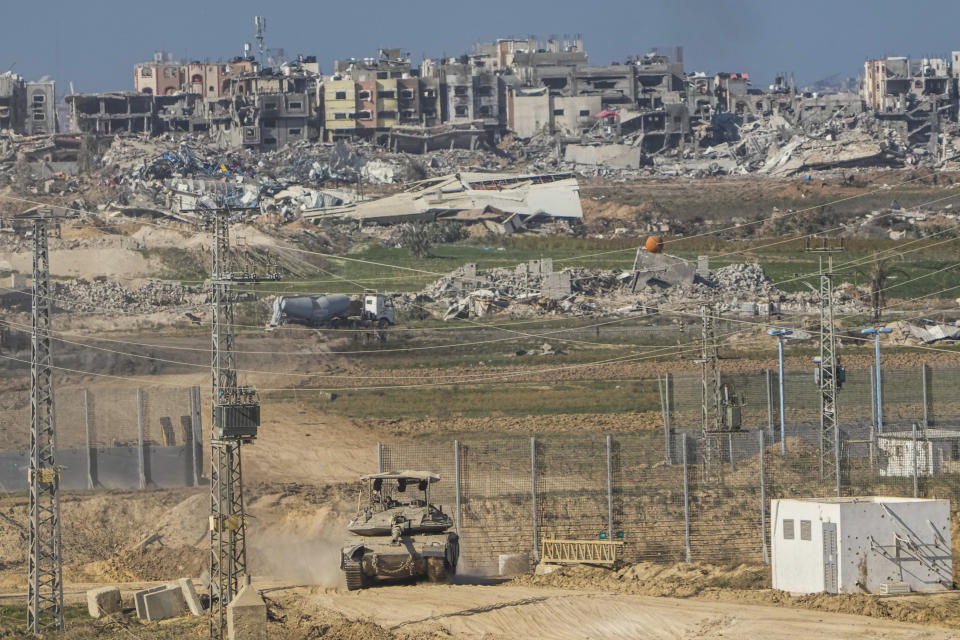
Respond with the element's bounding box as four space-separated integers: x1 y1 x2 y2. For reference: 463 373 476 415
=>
51 29 960 171
862 54 960 144
0 72 57 135
303 172 582 225
133 51 259 98
68 57 318 148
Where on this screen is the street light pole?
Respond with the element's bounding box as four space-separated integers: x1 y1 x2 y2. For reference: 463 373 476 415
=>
768 329 792 455
861 327 892 433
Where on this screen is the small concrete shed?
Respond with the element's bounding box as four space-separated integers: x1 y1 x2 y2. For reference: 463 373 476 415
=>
877 429 960 477
771 497 952 595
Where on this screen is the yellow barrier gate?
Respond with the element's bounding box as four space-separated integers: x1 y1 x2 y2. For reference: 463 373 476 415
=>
540 539 623 565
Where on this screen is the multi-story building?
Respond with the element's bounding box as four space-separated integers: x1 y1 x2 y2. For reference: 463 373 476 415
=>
134 53 258 98
633 48 687 109
715 72 751 113
432 62 502 131
323 78 358 139
862 54 959 144
134 54 184 96
0 73 56 135
321 49 434 141
225 62 316 149
24 81 56 135
0 72 26 132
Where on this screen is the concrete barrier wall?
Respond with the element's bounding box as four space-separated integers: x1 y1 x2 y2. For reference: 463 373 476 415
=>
0 444 198 491
0 386 203 492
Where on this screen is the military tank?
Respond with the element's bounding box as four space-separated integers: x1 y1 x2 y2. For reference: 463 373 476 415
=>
340 471 459 590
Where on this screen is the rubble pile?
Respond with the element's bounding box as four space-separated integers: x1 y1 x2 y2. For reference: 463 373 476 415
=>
52 279 206 314
408 257 796 321
711 263 780 298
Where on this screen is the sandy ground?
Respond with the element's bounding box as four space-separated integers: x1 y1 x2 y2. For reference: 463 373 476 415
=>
244 402 376 485
288 582 959 640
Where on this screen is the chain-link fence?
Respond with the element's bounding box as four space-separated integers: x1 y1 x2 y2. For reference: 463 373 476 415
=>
0 386 202 491
380 424 960 574
664 365 960 435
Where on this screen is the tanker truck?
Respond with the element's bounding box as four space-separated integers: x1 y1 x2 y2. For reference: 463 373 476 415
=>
267 290 396 329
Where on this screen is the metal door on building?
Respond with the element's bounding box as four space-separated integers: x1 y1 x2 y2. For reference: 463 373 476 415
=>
822 522 838 594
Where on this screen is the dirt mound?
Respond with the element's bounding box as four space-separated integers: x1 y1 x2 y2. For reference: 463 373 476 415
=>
69 545 206 583
515 561 768 597
270 589 445 640
517 560 960 630
371 410 663 437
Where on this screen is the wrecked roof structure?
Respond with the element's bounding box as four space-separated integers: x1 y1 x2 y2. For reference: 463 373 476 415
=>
303 172 582 224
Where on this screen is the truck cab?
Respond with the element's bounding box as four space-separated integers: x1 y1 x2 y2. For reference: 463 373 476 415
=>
363 290 396 326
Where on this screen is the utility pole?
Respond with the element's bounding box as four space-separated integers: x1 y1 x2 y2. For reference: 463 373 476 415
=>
861 327 892 433
698 302 743 480
815 258 843 496
205 204 278 640
25 209 67 633
767 328 792 455
699 303 722 477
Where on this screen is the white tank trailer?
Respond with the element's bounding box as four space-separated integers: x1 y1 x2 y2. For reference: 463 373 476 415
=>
267 291 396 329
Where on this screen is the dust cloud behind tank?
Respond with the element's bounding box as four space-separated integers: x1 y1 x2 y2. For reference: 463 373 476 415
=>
340 471 459 590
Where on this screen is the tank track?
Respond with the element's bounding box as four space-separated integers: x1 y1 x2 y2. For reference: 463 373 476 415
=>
344 561 366 591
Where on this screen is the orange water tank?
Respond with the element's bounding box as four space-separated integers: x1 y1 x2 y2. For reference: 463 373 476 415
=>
645 235 664 253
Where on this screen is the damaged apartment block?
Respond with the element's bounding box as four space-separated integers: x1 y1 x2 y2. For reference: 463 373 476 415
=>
0 72 57 135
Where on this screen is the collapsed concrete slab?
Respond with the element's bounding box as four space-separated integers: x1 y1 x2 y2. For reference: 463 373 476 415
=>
87 586 122 618
134 585 166 620
142 584 187 621
303 172 583 223
631 249 697 290
564 144 643 169
178 577 204 616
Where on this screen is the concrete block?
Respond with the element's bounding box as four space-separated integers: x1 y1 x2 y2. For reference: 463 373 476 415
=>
143 584 187 621
226 578 266 640
87 586 122 618
178 578 203 616
564 144 643 169
134 585 166 619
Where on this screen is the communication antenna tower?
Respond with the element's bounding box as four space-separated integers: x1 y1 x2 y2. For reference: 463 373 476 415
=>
254 16 266 61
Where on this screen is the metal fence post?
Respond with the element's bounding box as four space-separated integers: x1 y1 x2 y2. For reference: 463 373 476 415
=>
660 374 672 464
83 389 94 489
765 369 774 435
454 440 462 536
606 435 613 540
681 433 692 563
189 386 202 486
758 429 768 565
921 364 930 429
531 436 539 562
377 442 383 473
136 388 146 489
869 364 877 432
912 422 919 499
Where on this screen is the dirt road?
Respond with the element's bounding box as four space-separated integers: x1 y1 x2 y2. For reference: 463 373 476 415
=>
294 582 959 640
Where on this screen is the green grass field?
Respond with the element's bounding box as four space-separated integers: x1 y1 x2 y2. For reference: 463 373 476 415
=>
235 236 960 299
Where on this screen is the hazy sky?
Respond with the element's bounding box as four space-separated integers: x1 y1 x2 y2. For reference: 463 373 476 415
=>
3 0 959 94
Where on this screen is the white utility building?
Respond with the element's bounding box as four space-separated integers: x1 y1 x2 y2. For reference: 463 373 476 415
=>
877 429 960 477
771 497 952 594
